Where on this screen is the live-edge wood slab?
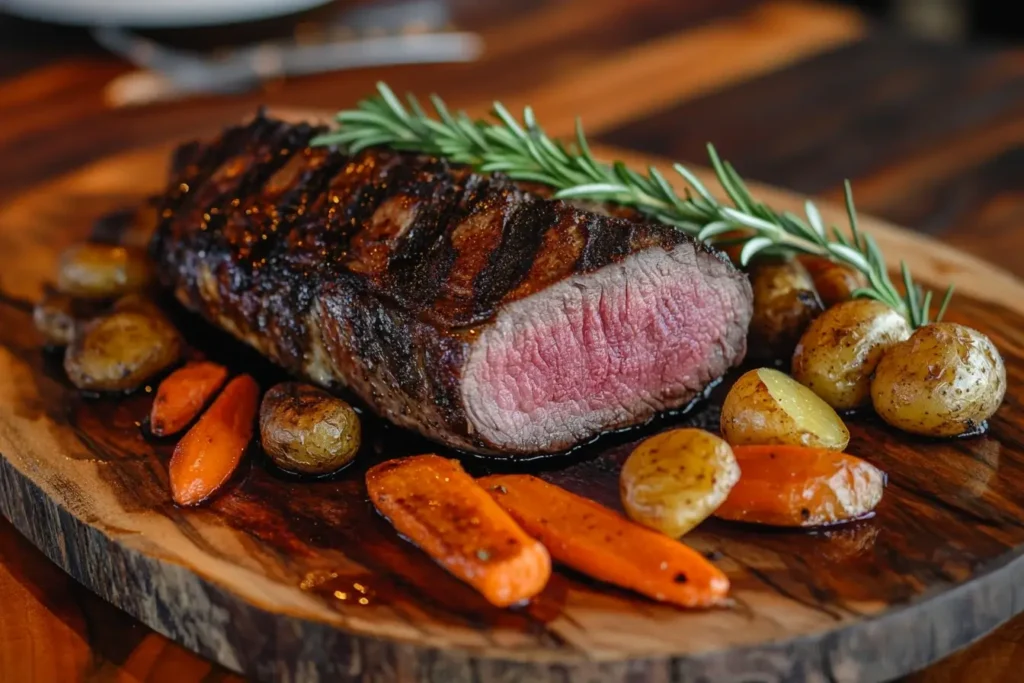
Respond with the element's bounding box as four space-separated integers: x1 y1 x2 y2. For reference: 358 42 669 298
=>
2 129 1024 683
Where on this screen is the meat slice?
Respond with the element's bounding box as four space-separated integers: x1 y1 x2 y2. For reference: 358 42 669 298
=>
152 113 753 456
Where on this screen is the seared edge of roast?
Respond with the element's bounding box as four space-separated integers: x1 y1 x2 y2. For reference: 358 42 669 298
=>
151 114 752 455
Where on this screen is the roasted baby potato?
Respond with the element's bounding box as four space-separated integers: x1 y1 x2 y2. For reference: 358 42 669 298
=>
871 323 1006 437
747 258 824 360
620 428 740 537
720 367 850 450
64 308 182 392
797 255 868 307
56 243 153 299
111 293 164 316
260 383 361 475
34 291 78 346
33 289 112 347
792 299 911 411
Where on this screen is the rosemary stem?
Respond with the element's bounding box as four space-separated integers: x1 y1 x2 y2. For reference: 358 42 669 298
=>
312 82 952 329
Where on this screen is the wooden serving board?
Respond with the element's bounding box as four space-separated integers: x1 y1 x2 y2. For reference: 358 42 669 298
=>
2 130 1024 683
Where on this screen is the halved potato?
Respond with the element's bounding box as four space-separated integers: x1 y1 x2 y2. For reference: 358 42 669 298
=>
720 367 850 450
620 428 740 537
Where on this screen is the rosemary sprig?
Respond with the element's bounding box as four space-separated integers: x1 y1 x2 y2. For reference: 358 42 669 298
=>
311 82 953 327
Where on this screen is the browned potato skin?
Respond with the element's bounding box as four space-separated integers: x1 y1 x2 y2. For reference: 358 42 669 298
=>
64 309 182 392
620 428 739 538
797 255 868 307
260 383 361 475
112 293 165 316
34 287 116 346
747 258 824 360
792 300 911 411
33 290 79 346
57 243 153 299
721 368 850 450
871 323 1006 436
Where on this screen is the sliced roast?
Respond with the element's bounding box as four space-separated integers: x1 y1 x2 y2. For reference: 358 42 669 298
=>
151 114 753 456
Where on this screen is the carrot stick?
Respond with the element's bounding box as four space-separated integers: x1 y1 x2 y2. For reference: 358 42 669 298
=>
714 445 886 527
150 361 229 436
480 474 729 608
169 374 259 506
366 455 551 607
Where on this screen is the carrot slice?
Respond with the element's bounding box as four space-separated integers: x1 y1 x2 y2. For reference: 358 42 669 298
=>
150 361 229 436
714 445 886 527
169 374 259 506
480 474 729 608
366 455 551 607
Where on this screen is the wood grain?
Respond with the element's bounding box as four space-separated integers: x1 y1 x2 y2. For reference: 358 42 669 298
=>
0 516 242 681
2 0 1024 680
2 131 1024 681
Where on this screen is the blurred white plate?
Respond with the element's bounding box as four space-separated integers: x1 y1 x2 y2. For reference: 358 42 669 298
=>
1 0 335 27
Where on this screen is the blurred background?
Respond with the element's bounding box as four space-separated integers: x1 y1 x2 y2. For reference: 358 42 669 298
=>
0 0 1018 101
2 1 1024 682
839 0 1020 42
4 0 1023 248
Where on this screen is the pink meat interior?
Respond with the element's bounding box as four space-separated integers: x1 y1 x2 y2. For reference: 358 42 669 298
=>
461 244 750 454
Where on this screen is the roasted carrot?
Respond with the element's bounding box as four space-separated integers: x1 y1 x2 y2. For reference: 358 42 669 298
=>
150 361 229 436
366 455 551 607
169 374 259 506
481 474 729 608
797 255 867 307
714 445 886 527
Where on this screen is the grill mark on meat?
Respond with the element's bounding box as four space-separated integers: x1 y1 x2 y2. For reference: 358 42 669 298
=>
502 211 585 303
343 158 449 280
471 198 556 322
218 124 315 248
198 123 316 350
153 115 753 455
197 121 304 236
386 168 490 315
246 148 346 268
577 211 632 270
225 148 322 267
431 186 508 323
151 119 258 258
249 151 366 368
324 151 403 253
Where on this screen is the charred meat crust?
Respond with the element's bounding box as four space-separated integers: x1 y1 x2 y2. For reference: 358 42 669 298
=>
151 113 748 455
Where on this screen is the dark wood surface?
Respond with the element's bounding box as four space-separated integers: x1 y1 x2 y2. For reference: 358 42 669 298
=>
5 133 1024 682
2 0 1024 680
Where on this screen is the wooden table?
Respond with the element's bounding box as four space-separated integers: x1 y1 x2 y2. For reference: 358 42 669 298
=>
1 0 1023 680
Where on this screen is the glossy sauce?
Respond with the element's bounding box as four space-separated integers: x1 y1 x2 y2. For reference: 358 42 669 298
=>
5 280 1024 632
